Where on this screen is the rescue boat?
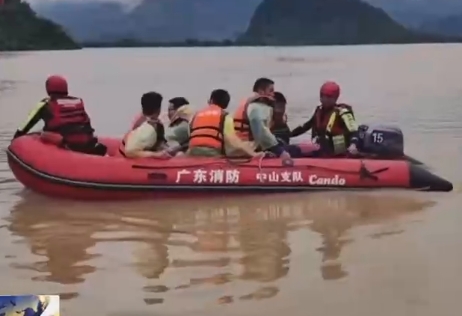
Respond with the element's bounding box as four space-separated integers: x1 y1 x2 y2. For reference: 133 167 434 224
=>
6 133 453 200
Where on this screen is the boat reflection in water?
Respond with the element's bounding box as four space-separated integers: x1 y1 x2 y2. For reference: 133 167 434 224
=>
6 191 435 307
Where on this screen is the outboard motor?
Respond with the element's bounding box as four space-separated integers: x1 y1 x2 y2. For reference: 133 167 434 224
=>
357 124 404 158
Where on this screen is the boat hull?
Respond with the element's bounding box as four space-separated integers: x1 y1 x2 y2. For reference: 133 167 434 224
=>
6 135 453 200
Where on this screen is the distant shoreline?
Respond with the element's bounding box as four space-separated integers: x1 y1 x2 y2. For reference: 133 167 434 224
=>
83 39 236 48
82 36 462 49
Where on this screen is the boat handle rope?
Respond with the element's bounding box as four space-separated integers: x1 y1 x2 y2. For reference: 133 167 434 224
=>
20 133 399 184
254 160 389 183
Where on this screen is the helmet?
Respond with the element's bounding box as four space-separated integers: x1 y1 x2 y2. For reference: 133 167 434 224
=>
320 81 340 98
45 75 68 95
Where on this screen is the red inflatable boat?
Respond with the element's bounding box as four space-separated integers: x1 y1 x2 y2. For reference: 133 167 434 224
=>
6 134 453 200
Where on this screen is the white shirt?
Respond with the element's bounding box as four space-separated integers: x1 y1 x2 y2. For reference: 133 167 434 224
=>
124 121 158 153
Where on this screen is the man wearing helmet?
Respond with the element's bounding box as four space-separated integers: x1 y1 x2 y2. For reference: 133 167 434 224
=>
13 75 106 156
291 81 359 156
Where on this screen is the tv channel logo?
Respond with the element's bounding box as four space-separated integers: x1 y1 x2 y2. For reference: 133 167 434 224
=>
0 295 60 316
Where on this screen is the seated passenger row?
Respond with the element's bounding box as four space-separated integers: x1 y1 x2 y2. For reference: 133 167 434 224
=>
13 76 360 160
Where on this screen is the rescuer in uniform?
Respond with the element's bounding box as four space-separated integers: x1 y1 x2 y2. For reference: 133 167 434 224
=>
13 75 106 156
290 81 359 156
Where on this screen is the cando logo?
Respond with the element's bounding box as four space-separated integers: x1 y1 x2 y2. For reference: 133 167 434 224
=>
308 175 346 186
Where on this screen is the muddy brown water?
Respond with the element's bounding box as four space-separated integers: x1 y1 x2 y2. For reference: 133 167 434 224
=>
0 44 461 316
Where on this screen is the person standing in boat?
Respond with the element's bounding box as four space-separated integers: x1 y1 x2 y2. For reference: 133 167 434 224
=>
13 75 107 156
187 89 261 158
119 91 170 159
290 81 359 156
164 97 192 154
270 91 291 145
233 78 294 159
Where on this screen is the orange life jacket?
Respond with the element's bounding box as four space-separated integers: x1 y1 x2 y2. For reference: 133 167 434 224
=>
189 104 227 153
44 96 94 145
233 96 274 141
118 119 165 157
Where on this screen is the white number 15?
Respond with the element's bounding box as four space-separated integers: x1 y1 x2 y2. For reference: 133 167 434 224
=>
371 132 383 143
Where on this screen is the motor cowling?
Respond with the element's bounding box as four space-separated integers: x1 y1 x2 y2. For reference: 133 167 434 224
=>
357 124 404 157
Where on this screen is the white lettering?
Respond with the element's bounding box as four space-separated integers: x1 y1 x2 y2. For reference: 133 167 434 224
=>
193 169 208 183
371 132 384 143
175 169 191 183
225 170 240 184
177 169 240 184
209 170 224 183
182 172 348 187
196 109 221 117
268 171 279 182
256 173 267 182
281 171 292 182
56 98 81 106
292 171 304 182
308 175 346 186
255 171 304 183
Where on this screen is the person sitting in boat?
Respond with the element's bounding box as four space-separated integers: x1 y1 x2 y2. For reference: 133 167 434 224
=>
13 75 107 156
164 97 193 154
130 112 146 130
119 91 170 159
233 78 293 159
290 81 359 156
270 91 291 145
187 89 261 158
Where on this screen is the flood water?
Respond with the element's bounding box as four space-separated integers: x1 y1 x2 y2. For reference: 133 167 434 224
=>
0 44 461 315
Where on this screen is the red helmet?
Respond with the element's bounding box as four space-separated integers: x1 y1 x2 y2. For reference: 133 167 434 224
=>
45 75 68 95
320 81 340 98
